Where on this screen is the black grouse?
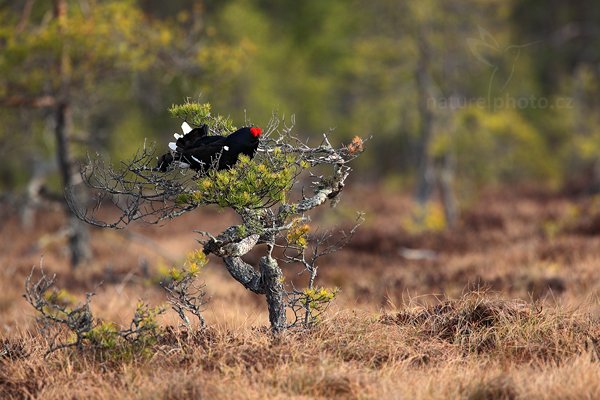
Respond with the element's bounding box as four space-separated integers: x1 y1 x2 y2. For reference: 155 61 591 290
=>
157 123 262 172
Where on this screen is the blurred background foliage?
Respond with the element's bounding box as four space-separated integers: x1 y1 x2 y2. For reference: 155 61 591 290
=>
1 0 599 202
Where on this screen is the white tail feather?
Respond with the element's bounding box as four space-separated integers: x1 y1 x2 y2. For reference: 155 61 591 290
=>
181 122 192 134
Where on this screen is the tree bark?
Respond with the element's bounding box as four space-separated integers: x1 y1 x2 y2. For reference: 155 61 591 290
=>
53 0 89 267
437 95 459 229
55 102 90 267
414 31 434 210
221 253 286 332
439 151 458 228
259 255 286 332
223 256 265 294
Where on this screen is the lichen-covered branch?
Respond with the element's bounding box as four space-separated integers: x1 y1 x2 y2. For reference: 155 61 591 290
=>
218 253 286 331
222 257 265 294
282 163 351 216
260 254 286 331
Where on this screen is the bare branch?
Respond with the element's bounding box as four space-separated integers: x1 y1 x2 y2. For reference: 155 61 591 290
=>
24 265 95 355
67 147 202 228
25 265 164 354
161 276 208 328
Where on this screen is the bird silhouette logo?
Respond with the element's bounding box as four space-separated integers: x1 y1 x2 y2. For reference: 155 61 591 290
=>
467 26 540 107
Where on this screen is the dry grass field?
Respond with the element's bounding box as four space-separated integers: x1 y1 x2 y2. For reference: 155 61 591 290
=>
1 185 600 399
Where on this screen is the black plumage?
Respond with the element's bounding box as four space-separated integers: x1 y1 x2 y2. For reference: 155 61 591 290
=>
157 124 262 172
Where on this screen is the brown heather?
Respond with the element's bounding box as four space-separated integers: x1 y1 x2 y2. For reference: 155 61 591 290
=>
1 185 600 399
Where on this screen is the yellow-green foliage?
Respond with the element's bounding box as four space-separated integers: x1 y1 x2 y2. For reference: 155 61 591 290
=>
132 302 164 336
403 202 447 233
542 203 580 239
41 288 79 319
111 109 147 162
0 1 167 92
286 219 310 249
79 302 163 361
167 250 208 283
303 287 338 304
85 321 119 349
168 102 236 133
572 130 600 162
82 302 163 353
43 288 78 309
567 65 600 167
302 287 339 321
185 249 208 274
447 107 559 186
192 153 297 210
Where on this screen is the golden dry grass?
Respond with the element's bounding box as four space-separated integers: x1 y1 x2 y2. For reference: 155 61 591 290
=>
1 185 600 399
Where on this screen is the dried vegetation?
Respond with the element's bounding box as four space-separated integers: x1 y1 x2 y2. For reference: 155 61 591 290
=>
1 185 600 399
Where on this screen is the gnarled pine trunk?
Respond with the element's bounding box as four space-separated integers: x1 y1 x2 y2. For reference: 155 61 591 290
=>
222 250 286 332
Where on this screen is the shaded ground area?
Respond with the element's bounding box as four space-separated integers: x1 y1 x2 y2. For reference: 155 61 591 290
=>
1 185 600 398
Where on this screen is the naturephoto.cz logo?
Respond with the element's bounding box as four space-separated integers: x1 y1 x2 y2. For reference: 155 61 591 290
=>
428 26 573 111
428 94 574 111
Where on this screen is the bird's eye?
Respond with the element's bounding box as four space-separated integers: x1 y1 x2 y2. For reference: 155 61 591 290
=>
250 127 262 137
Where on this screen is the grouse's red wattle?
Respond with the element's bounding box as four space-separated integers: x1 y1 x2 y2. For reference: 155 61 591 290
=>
250 127 262 138
157 125 262 172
